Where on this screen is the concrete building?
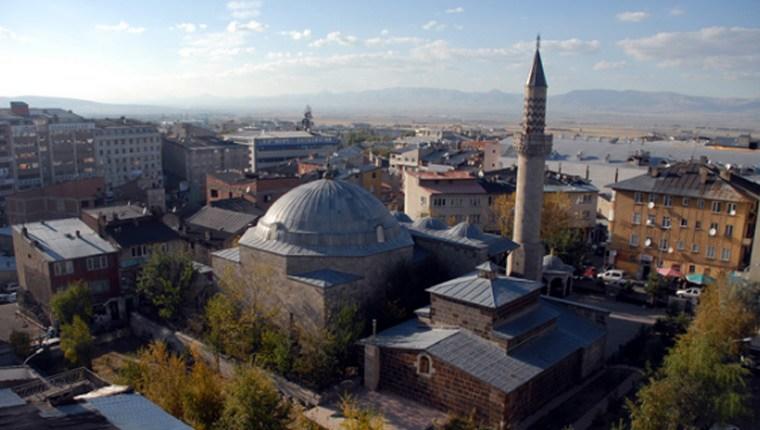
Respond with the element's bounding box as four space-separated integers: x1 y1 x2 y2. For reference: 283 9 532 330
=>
212 178 414 331
224 130 339 172
162 135 249 205
403 170 489 227
508 39 553 281
94 118 163 190
608 162 760 280
205 171 301 211
361 262 608 428
12 218 121 321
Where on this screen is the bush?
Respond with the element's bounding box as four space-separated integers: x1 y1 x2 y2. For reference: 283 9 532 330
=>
50 281 92 325
9 330 32 358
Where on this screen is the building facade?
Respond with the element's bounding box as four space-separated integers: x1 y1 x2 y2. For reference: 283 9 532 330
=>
94 119 163 191
224 130 339 172
608 163 760 279
403 170 489 227
5 177 106 224
205 171 301 210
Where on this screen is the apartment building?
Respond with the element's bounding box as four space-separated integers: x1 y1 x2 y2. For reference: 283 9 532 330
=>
205 170 301 210
5 177 106 224
224 130 339 172
608 162 760 280
94 118 163 190
162 135 249 205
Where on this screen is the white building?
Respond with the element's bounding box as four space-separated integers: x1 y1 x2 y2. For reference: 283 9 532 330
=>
224 130 339 172
94 119 163 190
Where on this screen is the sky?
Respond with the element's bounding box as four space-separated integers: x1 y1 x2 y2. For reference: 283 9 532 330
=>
0 0 759 103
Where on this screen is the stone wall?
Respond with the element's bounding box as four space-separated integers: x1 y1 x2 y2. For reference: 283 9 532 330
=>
378 347 507 426
429 295 495 339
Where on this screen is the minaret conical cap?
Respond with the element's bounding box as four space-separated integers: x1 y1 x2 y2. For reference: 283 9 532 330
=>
526 36 547 88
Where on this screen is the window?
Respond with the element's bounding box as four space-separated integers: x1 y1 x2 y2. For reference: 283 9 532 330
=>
721 248 731 261
692 243 700 253
582 210 591 219
709 222 719 234
659 238 669 251
632 212 642 225
662 216 672 229
420 196 427 205
706 246 716 259
711 201 722 213
680 218 688 228
677 240 685 251
663 195 672 207
727 203 737 215
86 255 109 271
582 194 593 204
376 225 385 243
629 233 639 247
648 193 656 204
210 189 218 198
432 197 446 207
647 214 656 226
688 264 696 273
695 220 702 230
634 192 643 204
131 245 150 258
417 354 433 376
725 224 734 238
89 280 110 294
53 261 74 276
682 197 689 207
697 199 705 209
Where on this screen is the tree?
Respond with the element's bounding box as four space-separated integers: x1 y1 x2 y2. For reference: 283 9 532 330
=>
182 350 225 430
137 249 195 322
50 281 92 325
60 315 93 367
9 330 31 358
627 278 758 429
218 365 291 430
129 341 188 418
204 293 241 360
644 271 666 305
340 394 385 430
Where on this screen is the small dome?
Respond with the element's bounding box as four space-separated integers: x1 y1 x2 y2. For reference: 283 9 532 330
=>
412 216 447 230
542 254 574 273
392 211 413 223
240 179 413 256
447 222 483 239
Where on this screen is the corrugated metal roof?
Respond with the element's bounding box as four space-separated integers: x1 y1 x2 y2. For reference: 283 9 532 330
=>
211 247 240 263
86 394 191 430
187 206 257 234
288 269 362 288
403 220 518 255
492 305 559 340
13 218 117 261
426 272 541 309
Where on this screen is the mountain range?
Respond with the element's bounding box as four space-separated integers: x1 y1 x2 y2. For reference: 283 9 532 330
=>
2 88 759 126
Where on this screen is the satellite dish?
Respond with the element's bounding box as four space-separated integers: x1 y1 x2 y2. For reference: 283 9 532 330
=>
709 228 717 236
644 238 652 247
647 202 655 209
668 247 674 254
245 186 251 193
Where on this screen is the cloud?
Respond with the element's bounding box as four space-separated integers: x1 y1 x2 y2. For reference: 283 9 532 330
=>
227 20 266 33
616 11 649 22
179 31 255 58
0 26 18 40
280 29 311 40
173 23 205 33
223 51 395 76
619 26 760 78
95 21 145 34
365 36 425 47
309 31 358 48
593 60 626 70
226 1 262 19
670 7 685 16
422 20 446 31
380 29 389 36
445 7 464 14
514 38 600 55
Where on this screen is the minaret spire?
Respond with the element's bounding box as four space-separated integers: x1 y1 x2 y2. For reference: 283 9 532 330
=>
507 35 554 282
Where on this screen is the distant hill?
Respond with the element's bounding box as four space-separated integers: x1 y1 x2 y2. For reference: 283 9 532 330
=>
3 89 759 125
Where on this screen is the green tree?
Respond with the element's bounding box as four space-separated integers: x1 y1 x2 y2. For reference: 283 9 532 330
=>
340 394 385 430
50 281 93 325
204 293 240 360
644 271 666 305
627 279 758 429
60 315 93 367
182 350 225 430
256 328 295 376
218 365 291 430
137 249 195 321
9 330 32 358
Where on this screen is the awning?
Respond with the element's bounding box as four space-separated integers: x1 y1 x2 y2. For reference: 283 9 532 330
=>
657 267 683 278
685 273 715 285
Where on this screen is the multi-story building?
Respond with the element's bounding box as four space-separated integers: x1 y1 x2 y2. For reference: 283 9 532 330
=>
403 170 489 227
4 177 106 224
224 130 339 172
205 171 301 211
12 218 121 321
608 162 760 279
162 135 249 205
93 118 163 190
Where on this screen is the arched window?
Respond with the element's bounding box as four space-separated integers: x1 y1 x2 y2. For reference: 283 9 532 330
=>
376 225 385 243
417 354 433 376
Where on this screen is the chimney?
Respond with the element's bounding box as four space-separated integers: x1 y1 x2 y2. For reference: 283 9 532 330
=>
649 166 660 177
585 164 590 180
699 165 710 184
614 168 619 183
22 226 28 238
75 230 81 238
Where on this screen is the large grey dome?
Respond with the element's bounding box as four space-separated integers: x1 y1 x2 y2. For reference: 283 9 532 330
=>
239 179 413 256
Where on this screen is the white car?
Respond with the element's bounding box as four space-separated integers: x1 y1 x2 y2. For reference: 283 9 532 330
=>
676 287 702 300
597 270 625 284
0 292 16 304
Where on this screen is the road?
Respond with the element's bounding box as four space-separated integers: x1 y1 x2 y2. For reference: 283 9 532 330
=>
567 292 666 358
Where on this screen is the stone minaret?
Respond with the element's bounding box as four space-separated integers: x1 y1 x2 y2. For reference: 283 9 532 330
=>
507 36 553 281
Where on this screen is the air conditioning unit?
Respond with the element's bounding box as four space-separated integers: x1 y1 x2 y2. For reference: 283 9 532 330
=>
648 202 655 209
709 228 717 236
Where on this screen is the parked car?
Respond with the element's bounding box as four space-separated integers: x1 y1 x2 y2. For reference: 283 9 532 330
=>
582 266 598 280
4 282 18 293
0 292 16 304
597 269 625 284
676 287 702 300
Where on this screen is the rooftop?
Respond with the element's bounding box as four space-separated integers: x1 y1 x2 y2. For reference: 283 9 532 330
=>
13 218 117 261
211 247 240 263
288 269 363 289
426 268 541 309
82 204 148 222
187 206 258 234
400 216 518 255
105 221 180 248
